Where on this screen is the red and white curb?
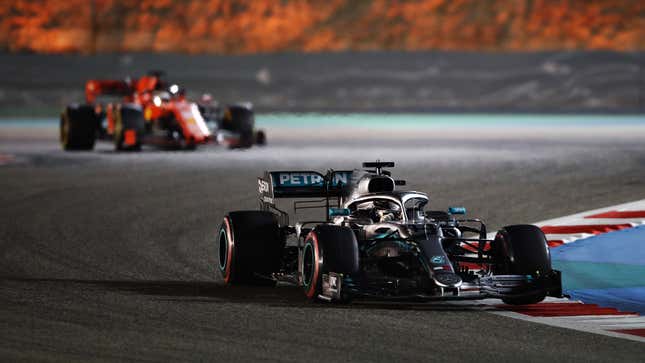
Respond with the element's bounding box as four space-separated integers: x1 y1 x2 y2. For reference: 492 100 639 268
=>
489 199 645 343
486 298 645 343
535 199 645 247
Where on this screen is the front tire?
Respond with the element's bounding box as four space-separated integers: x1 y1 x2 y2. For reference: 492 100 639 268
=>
222 105 255 149
302 225 359 301
114 104 144 151
255 130 266 146
493 224 551 305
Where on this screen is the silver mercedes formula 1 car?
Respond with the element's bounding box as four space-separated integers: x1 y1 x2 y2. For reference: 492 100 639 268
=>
217 161 562 304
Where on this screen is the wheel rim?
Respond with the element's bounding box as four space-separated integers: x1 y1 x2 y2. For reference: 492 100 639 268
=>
303 242 314 287
218 228 228 272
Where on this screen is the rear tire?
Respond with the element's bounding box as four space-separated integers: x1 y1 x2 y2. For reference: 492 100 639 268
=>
302 225 359 301
493 224 551 305
218 211 283 285
60 104 97 151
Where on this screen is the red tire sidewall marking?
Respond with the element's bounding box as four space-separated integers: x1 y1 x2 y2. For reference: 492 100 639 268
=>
222 217 235 284
305 231 320 299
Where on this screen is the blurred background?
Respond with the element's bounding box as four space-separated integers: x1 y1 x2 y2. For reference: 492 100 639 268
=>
0 0 643 116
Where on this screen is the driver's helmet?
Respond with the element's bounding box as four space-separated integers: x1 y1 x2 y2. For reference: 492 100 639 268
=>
350 199 402 223
350 201 375 220
200 93 213 105
373 199 399 212
373 200 402 222
152 91 171 107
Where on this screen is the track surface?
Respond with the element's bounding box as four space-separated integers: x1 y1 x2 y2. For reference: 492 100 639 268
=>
1 123 645 361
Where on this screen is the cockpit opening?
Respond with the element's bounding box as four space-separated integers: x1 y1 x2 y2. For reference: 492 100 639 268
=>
348 199 403 223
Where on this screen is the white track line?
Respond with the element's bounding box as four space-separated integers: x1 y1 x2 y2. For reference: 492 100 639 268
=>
491 309 645 343
544 219 644 226
544 233 595 243
534 200 645 227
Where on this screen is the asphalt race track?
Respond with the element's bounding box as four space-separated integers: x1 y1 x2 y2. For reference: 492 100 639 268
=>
1 121 645 361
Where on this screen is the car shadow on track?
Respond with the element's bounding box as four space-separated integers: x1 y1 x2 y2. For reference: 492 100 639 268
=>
2 277 488 312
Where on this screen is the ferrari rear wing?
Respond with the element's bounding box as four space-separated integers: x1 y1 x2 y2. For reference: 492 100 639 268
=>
85 79 133 104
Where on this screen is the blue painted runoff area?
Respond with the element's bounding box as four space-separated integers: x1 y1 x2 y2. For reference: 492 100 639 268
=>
552 225 645 315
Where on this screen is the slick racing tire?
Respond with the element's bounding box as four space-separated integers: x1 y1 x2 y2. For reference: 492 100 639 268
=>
222 105 255 149
114 104 145 151
60 104 97 151
302 225 359 301
255 130 267 146
218 211 283 285
238 130 255 149
493 224 551 305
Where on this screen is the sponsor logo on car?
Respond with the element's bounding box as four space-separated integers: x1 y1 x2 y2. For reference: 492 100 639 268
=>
258 178 270 193
431 255 446 264
272 171 352 187
278 172 324 186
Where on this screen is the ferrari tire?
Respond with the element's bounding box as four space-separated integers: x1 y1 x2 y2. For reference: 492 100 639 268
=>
114 104 144 151
60 104 97 151
230 130 254 149
223 105 255 149
255 130 266 146
218 211 283 285
493 224 551 305
302 225 359 301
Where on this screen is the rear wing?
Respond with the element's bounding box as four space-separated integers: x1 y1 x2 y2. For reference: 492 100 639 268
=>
258 170 353 203
258 170 353 225
85 79 133 104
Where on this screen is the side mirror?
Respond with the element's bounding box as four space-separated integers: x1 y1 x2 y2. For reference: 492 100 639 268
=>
329 208 351 217
448 207 466 215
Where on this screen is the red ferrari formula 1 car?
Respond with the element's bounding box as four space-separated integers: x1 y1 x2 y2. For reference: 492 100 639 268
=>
60 71 266 151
